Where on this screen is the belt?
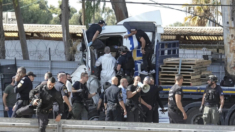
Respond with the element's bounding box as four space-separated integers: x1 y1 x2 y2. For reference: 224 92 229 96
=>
40 109 51 114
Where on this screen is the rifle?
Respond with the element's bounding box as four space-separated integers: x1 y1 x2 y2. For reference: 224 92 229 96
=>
130 101 146 118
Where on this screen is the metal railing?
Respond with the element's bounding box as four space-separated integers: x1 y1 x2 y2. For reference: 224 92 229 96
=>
0 118 235 132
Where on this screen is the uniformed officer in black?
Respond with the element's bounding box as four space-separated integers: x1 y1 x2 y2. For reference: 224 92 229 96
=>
124 28 155 75
149 77 165 123
199 75 224 125
72 72 97 120
117 46 133 77
53 73 72 119
12 67 32 118
86 20 105 46
97 82 111 121
126 76 152 122
104 77 127 121
16 77 64 132
168 74 187 123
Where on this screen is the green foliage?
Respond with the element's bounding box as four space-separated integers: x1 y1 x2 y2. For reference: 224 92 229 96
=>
2 0 53 24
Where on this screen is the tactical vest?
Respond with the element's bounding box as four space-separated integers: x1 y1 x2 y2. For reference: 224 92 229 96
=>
205 88 219 104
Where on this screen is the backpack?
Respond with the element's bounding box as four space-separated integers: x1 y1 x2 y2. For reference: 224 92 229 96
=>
220 76 234 87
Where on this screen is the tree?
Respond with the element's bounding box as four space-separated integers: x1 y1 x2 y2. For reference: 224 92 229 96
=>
13 0 29 60
69 7 116 26
110 0 128 22
61 0 74 61
184 0 222 26
49 0 77 24
0 0 5 59
3 0 53 24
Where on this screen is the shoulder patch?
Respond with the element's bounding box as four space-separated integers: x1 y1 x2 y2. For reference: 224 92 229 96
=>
20 80 24 84
63 87 68 94
120 90 123 97
22 77 26 80
17 83 22 88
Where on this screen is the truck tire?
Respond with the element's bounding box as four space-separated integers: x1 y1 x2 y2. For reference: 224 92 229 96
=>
229 111 235 125
186 108 204 124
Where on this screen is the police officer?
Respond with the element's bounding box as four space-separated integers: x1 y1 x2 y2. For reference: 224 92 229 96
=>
199 75 224 125
126 76 152 122
168 74 187 123
12 67 32 118
72 72 97 120
104 77 127 121
116 46 134 83
16 77 64 132
86 20 105 46
124 28 155 75
27 71 36 82
40 72 52 85
97 82 111 121
149 77 165 123
96 46 116 90
53 73 72 119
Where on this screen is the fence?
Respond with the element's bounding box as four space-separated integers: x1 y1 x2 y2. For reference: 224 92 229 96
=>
0 118 234 132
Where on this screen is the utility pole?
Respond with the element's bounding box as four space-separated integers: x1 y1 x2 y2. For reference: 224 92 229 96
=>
61 0 74 61
0 0 6 59
13 0 29 60
222 0 235 79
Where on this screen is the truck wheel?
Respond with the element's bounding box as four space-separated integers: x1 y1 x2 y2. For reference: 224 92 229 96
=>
229 111 235 125
186 108 204 124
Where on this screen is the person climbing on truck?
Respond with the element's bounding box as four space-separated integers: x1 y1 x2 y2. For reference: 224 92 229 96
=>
124 28 155 75
199 75 224 125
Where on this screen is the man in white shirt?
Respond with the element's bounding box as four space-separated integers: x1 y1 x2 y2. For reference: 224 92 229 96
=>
95 46 116 90
66 73 73 106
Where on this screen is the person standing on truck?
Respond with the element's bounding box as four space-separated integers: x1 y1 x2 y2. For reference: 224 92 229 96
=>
72 72 97 120
95 46 116 90
168 74 187 123
104 77 127 121
116 46 134 83
86 20 106 46
124 28 155 75
199 75 224 125
126 76 152 122
12 67 32 118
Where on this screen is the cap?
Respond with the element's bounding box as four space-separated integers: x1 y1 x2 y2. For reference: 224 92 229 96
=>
98 20 106 25
119 46 128 52
58 71 65 74
130 28 137 32
27 71 36 77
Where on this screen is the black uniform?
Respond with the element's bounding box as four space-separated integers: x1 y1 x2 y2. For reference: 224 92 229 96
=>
141 85 161 122
72 81 89 120
152 85 163 123
168 84 185 124
98 92 106 121
53 81 69 119
136 29 153 72
104 84 123 121
117 52 133 76
86 24 102 42
204 85 223 107
12 76 32 118
126 84 142 122
16 84 64 132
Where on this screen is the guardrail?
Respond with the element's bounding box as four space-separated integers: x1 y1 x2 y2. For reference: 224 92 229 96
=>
0 118 235 132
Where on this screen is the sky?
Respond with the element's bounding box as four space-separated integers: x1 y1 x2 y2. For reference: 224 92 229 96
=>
47 0 192 27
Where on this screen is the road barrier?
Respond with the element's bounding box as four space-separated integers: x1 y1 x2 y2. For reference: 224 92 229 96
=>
0 118 235 132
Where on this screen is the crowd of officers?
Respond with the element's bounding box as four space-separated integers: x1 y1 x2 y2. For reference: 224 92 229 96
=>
3 66 225 132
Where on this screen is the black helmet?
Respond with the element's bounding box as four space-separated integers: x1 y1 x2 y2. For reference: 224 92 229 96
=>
119 46 128 52
103 82 111 91
208 75 218 82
